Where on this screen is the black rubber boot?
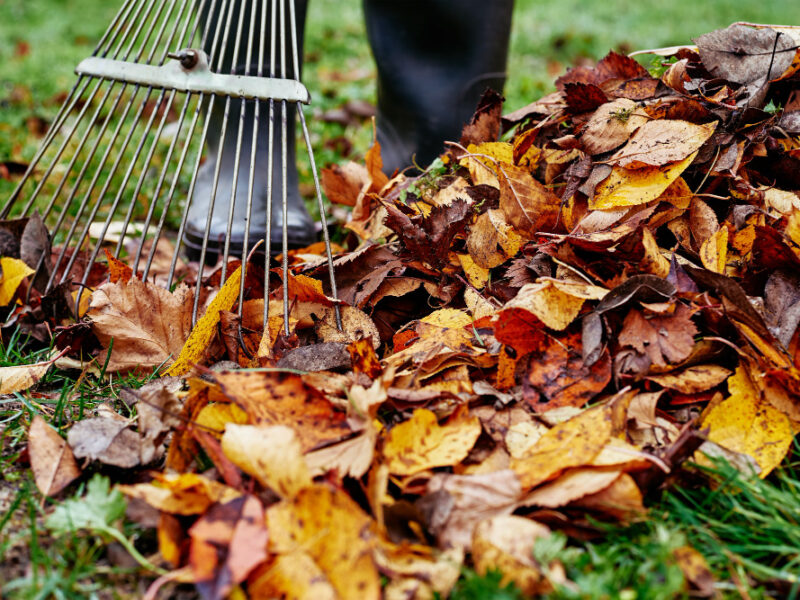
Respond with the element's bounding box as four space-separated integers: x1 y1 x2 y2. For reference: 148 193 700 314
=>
364 0 515 175
184 0 314 263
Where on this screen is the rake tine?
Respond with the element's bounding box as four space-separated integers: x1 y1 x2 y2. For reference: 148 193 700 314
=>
77 0 196 288
288 0 342 331
131 0 211 273
191 0 238 324
144 95 201 282
234 0 265 354
13 0 159 220
262 0 278 338
219 0 252 284
47 0 180 292
279 0 291 336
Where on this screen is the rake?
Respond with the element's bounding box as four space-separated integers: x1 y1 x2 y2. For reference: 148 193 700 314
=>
1 0 342 340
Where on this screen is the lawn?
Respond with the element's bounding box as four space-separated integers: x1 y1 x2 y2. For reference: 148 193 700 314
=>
2 0 800 598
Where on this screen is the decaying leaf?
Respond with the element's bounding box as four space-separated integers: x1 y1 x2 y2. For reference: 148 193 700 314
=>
382 408 481 476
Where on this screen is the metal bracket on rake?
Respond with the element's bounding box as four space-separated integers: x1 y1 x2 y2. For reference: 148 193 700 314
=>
76 49 311 103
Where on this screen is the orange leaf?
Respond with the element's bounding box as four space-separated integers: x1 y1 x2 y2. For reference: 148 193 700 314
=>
104 248 133 283
347 337 382 379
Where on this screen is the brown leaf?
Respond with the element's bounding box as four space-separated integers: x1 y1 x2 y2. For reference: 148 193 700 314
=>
696 25 797 102
520 468 621 508
618 303 697 367
523 331 612 411
579 99 649 155
460 88 504 146
87 278 193 373
67 413 144 468
466 209 523 269
498 163 560 236
421 470 522 550
28 416 80 496
611 120 716 168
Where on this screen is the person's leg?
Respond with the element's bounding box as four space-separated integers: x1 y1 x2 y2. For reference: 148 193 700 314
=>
184 0 313 262
364 0 515 174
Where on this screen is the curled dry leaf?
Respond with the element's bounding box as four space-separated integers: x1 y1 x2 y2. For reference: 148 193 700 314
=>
645 365 731 394
28 415 81 496
466 209 522 269
580 99 649 155
0 359 51 395
87 278 193 373
520 468 622 508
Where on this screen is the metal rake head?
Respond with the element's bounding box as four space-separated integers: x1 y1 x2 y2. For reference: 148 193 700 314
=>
1 0 341 338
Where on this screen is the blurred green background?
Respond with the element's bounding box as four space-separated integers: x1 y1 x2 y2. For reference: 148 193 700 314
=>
1 0 799 199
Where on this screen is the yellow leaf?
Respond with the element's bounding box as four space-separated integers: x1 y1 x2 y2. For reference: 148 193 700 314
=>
118 473 241 515
702 366 793 477
249 552 338 600
510 403 614 490
458 253 490 289
420 308 473 329
468 142 514 165
0 257 34 305
503 279 606 331
466 209 522 269
590 152 697 210
266 484 379 600
166 266 242 376
383 408 481 476
699 227 729 274
221 424 312 499
640 228 670 277
194 402 249 436
0 360 51 395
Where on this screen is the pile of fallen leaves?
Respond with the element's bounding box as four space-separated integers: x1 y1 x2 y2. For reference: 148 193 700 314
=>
3 22 800 598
